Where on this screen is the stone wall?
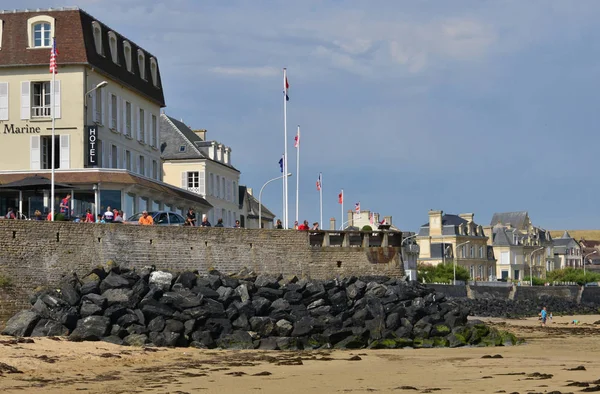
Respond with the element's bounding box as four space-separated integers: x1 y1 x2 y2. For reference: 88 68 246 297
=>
0 221 404 324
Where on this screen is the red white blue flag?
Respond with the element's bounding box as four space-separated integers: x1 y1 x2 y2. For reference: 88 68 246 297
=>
49 38 58 74
316 173 321 191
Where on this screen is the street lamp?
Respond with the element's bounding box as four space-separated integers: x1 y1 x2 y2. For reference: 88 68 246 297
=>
259 173 292 228
583 250 597 283
402 234 417 246
454 241 470 285
85 81 108 106
529 247 544 286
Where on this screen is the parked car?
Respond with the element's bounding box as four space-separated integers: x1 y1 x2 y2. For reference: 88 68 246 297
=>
125 211 186 226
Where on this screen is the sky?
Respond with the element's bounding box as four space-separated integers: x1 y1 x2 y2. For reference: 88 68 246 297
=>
8 0 600 231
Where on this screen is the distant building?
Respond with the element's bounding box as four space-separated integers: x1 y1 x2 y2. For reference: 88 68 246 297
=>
341 210 397 231
553 231 582 269
160 114 239 225
579 239 600 267
238 186 275 229
416 210 496 281
485 211 554 281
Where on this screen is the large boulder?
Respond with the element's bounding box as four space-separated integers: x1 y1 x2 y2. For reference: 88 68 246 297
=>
99 271 131 293
216 330 254 349
2 310 40 336
70 316 111 341
149 271 173 291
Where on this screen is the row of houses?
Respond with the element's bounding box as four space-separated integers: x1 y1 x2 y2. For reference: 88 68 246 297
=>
0 7 276 228
414 210 588 282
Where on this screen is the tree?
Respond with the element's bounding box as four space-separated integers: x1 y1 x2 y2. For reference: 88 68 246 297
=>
361 225 373 232
418 263 470 284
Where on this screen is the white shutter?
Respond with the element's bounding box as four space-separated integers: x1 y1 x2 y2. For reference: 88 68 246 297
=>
181 172 187 188
21 81 30 120
60 135 70 169
91 90 97 122
108 144 113 168
52 80 61 119
135 106 140 140
116 96 121 133
30 135 40 169
101 88 106 125
122 99 127 135
199 172 205 195
107 93 113 129
0 82 8 120
145 110 150 144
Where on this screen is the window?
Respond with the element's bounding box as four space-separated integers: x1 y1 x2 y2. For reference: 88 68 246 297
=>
221 177 225 199
33 22 51 47
210 173 214 196
110 94 117 130
179 145 186 152
150 57 158 87
40 136 60 169
233 181 237 203
169 213 183 225
0 82 7 121
31 82 51 118
125 101 132 137
111 145 118 168
125 150 131 171
92 21 102 55
95 89 102 124
479 246 484 258
137 49 146 79
470 246 474 258
138 108 145 142
123 41 132 72
152 160 158 180
216 175 220 198
139 155 145 176
108 31 118 64
151 114 157 147
187 172 199 188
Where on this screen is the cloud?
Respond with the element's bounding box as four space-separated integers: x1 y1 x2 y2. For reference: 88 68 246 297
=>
208 66 279 78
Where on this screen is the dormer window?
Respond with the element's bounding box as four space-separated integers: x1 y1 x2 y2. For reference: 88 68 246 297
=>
123 41 132 72
92 21 102 55
150 57 158 87
179 145 186 152
27 16 55 48
108 31 118 64
137 49 146 79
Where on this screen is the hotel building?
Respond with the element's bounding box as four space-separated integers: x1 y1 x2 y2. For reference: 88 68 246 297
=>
0 7 211 218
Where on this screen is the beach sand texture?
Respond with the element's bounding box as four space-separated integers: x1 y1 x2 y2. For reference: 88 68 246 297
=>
1 315 599 394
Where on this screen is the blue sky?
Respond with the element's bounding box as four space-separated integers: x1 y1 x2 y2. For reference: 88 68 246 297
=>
11 0 600 230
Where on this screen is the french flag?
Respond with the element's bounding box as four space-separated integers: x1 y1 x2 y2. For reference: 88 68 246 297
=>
284 69 290 101
316 173 321 191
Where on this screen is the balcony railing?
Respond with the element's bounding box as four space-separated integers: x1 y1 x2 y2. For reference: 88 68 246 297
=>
186 186 203 195
31 106 51 118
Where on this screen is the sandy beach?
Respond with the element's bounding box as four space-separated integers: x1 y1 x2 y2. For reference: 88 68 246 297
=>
1 315 599 394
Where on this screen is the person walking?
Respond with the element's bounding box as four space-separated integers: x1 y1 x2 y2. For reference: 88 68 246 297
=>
59 194 71 219
540 306 548 328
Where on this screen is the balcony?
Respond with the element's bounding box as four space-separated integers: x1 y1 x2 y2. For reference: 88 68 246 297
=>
32 106 51 118
186 187 203 195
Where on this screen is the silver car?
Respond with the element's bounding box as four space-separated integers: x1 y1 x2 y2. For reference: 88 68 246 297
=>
125 211 187 226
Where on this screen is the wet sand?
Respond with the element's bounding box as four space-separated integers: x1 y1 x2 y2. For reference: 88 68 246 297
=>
1 315 600 393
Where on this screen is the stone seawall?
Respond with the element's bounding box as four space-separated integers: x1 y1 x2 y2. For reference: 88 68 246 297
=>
0 221 404 325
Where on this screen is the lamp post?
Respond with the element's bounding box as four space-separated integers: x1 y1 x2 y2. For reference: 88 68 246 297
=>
455 241 470 285
583 250 597 284
529 247 544 286
402 234 417 246
84 81 108 108
259 173 291 228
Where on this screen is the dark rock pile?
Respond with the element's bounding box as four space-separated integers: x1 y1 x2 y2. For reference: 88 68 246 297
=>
451 297 599 318
1 265 516 349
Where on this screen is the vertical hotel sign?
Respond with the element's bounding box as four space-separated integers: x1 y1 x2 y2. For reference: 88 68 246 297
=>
85 125 98 167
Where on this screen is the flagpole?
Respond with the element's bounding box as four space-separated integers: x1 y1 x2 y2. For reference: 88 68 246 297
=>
281 154 285 226
50 37 56 221
340 189 343 231
295 125 300 225
319 172 323 228
283 68 289 229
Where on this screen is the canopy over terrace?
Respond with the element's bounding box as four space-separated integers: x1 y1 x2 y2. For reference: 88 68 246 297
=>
0 169 212 220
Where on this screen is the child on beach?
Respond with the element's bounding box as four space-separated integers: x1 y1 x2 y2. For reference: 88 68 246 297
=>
539 307 547 327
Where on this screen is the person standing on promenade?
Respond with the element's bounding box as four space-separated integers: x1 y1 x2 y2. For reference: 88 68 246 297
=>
138 210 154 225
275 219 283 229
200 214 211 227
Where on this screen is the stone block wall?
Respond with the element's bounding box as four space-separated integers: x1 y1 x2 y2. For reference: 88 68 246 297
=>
0 221 404 324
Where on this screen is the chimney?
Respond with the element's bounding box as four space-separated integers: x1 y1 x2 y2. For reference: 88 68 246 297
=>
374 212 380 224
330 217 336 230
347 210 353 227
224 147 231 165
384 215 392 225
247 187 253 196
208 142 216 160
428 210 443 236
193 129 207 140
217 144 224 162
459 213 474 223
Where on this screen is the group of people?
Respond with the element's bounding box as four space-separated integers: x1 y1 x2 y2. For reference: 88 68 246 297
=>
274 219 320 230
183 209 241 228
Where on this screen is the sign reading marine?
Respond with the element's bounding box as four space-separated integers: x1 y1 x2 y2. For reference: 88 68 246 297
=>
85 125 98 167
3 124 42 134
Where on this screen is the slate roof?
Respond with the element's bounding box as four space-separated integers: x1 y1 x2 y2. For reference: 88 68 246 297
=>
490 211 529 230
418 214 471 237
0 8 165 106
160 114 206 160
492 227 514 246
239 185 275 219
